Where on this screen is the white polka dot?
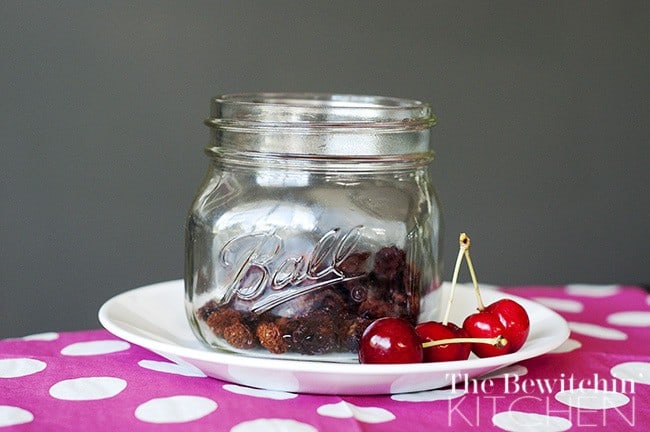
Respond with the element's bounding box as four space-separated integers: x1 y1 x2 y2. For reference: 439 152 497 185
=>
0 358 47 378
223 384 297 400
532 297 584 313
549 338 582 354
606 311 650 327
492 411 572 432
230 419 317 432
21 332 59 341
138 360 206 377
611 362 650 385
392 388 466 402
61 340 130 356
135 396 217 424
317 401 395 423
0 406 34 427
555 388 629 409
480 364 528 380
565 284 620 297
49 377 127 400
568 322 627 340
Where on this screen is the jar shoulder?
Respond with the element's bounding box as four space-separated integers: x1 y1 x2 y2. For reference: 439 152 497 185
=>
188 168 435 227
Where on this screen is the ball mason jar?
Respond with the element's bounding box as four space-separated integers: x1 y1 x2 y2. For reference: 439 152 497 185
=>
185 93 442 361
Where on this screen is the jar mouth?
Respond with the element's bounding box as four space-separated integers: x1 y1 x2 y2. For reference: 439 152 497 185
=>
206 93 436 128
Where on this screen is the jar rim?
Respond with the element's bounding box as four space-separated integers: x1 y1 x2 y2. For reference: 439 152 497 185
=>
206 93 436 129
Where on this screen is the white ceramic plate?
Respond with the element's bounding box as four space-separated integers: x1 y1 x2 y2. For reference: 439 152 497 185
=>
98 279 569 395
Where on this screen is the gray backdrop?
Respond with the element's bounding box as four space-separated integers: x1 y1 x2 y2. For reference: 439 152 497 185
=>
2 1 649 338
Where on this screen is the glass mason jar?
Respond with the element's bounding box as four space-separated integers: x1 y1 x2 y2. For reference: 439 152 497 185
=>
185 93 442 361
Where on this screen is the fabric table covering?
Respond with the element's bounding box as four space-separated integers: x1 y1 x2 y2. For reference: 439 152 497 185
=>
1 284 649 431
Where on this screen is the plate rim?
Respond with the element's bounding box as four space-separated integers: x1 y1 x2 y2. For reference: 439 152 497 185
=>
98 279 570 378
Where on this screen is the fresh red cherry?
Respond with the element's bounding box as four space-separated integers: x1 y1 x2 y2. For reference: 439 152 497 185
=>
462 311 508 357
462 299 529 358
358 317 423 364
416 321 471 362
451 232 530 358
484 299 530 352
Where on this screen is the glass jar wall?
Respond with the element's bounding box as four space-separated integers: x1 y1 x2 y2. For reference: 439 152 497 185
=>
185 93 442 361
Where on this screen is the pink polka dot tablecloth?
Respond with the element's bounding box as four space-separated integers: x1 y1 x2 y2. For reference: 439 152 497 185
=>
2 284 649 431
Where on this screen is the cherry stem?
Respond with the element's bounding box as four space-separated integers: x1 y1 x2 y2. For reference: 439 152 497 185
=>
442 241 465 326
421 335 508 349
461 234 486 311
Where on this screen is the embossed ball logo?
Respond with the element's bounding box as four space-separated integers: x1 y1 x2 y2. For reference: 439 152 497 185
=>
219 226 366 313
